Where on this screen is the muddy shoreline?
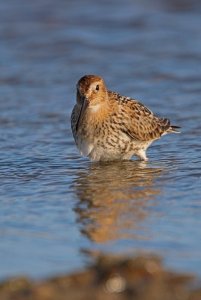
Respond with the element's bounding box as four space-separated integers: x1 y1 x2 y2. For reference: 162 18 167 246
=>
1 254 201 300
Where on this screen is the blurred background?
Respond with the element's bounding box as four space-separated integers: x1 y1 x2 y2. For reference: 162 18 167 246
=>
0 0 201 280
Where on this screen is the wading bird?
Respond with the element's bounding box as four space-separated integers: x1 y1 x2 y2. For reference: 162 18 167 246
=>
71 75 180 161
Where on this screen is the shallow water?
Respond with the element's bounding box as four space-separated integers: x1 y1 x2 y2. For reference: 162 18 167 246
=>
0 0 201 279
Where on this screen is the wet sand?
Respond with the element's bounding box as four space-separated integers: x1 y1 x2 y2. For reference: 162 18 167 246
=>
1 254 201 300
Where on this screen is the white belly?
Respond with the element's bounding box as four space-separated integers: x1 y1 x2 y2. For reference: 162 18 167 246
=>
77 138 94 157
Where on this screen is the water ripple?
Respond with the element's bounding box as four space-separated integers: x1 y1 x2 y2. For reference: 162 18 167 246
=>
0 0 201 279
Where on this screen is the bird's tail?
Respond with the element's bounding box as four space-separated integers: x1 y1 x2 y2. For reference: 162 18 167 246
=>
167 125 181 133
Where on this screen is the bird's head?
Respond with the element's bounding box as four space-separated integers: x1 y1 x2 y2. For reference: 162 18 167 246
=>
77 75 108 106
76 75 108 131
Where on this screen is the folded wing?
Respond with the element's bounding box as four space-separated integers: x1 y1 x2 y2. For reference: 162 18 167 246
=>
117 97 173 141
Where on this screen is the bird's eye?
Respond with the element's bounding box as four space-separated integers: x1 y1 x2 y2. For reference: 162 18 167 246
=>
95 85 99 91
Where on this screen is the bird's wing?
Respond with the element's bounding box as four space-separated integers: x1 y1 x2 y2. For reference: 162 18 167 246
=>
111 93 171 141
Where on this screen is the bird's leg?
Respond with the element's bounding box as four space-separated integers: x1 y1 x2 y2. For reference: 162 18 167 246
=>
136 149 148 161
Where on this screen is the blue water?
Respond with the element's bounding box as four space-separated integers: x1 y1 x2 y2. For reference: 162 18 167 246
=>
0 0 201 279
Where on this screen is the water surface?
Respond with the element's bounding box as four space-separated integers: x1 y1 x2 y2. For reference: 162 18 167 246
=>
0 0 201 279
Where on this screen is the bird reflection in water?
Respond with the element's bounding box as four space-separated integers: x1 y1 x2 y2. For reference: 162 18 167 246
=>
73 161 163 244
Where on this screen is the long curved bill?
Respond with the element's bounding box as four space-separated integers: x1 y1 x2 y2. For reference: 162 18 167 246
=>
76 98 89 132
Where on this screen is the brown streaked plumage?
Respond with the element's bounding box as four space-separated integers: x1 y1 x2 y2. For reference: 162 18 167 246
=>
71 75 180 161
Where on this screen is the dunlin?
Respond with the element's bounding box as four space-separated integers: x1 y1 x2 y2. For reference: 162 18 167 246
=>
71 75 180 161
